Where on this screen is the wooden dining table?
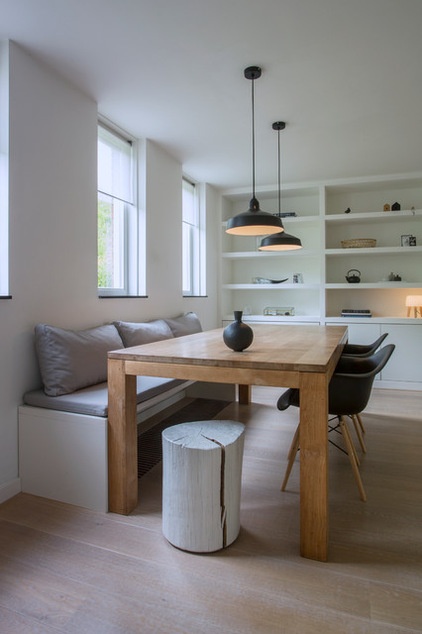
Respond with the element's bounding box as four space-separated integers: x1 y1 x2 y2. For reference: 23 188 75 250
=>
107 323 347 561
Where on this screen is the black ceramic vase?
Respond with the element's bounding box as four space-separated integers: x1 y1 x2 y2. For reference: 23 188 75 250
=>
223 311 254 352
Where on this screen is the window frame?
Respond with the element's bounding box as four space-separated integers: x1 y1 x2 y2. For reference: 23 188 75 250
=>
182 176 206 297
97 118 144 298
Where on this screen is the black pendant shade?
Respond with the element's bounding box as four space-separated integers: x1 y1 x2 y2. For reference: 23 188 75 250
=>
225 67 284 237
259 121 302 251
259 231 302 250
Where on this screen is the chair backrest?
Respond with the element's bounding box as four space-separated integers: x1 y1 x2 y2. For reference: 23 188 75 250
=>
341 332 388 357
329 344 395 416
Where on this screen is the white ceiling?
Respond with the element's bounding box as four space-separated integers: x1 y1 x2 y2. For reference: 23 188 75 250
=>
1 0 422 191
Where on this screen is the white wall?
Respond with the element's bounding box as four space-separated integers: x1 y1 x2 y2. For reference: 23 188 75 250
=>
0 42 221 500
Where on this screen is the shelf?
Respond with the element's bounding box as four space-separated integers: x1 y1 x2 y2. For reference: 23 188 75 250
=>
325 246 422 256
222 283 320 290
325 209 422 223
222 248 318 259
325 282 422 289
324 316 418 324
224 314 321 323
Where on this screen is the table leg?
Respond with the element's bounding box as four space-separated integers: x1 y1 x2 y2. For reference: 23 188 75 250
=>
238 384 251 404
108 358 138 514
299 371 329 561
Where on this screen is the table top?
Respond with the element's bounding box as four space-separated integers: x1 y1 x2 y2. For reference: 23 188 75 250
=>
108 324 347 374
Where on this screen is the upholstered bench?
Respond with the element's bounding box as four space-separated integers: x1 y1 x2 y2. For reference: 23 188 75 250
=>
18 313 203 512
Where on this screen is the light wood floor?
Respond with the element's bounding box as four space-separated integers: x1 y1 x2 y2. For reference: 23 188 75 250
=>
0 387 421 633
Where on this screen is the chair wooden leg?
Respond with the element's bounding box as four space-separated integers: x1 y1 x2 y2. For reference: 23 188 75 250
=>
340 418 367 502
281 424 300 491
356 413 365 434
349 414 367 453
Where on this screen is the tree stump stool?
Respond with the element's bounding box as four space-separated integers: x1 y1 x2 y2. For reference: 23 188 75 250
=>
162 420 245 553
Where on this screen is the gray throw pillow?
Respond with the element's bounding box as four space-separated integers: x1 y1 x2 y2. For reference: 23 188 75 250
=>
164 312 203 337
34 323 124 396
114 319 174 348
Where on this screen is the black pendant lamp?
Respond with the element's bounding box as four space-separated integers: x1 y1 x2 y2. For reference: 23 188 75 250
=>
259 122 302 251
226 67 284 236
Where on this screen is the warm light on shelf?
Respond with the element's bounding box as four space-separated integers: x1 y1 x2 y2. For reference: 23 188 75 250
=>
405 295 422 317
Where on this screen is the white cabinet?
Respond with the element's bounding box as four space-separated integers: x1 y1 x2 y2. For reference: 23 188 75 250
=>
379 324 422 386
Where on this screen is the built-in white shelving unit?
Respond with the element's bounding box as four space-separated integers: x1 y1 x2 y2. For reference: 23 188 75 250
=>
220 173 422 389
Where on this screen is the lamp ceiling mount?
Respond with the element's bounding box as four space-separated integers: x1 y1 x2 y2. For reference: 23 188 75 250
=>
272 121 286 131
244 66 262 80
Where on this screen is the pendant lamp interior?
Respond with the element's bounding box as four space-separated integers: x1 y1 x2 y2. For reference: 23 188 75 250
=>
259 122 302 251
225 67 284 236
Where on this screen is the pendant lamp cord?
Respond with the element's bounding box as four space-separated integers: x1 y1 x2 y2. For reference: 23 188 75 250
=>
251 76 256 200
277 127 281 216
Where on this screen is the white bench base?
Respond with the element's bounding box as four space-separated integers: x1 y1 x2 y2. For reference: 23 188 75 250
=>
18 381 235 512
18 384 191 512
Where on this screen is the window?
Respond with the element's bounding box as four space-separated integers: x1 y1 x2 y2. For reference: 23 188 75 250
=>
97 121 143 296
182 177 205 296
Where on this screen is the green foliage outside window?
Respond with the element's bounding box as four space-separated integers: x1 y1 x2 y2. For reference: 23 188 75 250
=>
97 198 112 288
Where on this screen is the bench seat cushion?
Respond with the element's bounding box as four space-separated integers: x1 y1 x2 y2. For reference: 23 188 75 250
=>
23 376 186 418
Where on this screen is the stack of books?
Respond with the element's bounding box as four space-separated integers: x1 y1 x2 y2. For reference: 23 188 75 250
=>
341 309 372 318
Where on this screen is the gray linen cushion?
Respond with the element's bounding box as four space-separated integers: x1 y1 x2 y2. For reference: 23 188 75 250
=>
34 323 124 396
23 376 187 417
164 312 202 337
114 319 174 348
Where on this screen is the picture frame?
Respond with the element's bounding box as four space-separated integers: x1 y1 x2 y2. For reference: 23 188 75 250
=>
401 234 412 247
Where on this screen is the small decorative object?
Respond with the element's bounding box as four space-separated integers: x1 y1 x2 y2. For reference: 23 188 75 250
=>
409 235 417 246
341 308 372 317
383 204 391 211
401 234 412 246
252 276 288 284
345 269 361 283
279 212 297 217
392 202 401 211
223 311 254 352
405 295 422 318
292 273 303 283
344 207 351 214
263 306 295 316
388 272 402 281
341 238 376 248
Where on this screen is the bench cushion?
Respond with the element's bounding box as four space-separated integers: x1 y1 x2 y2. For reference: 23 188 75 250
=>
23 376 186 418
114 319 174 347
35 323 124 397
164 312 203 337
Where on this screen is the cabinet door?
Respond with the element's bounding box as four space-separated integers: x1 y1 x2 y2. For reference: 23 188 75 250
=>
343 322 381 345
380 324 422 383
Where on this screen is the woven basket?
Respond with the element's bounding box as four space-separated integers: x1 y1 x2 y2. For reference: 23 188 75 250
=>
341 238 377 249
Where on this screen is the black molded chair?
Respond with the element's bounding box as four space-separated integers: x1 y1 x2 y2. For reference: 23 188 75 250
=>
341 332 388 438
277 344 395 501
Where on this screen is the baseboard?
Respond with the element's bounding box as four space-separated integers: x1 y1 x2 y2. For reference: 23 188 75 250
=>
0 478 21 504
376 380 422 391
